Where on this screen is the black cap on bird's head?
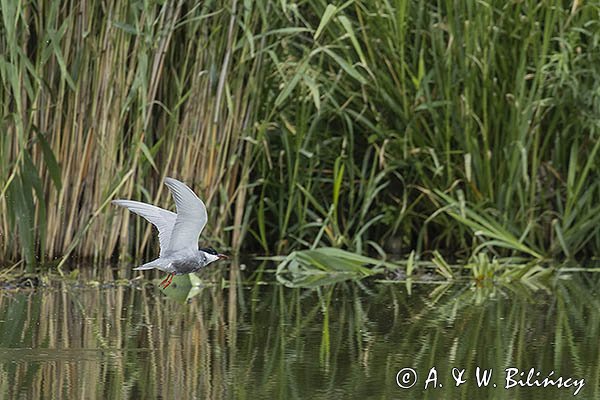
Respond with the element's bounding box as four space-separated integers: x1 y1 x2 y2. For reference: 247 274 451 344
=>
200 247 228 260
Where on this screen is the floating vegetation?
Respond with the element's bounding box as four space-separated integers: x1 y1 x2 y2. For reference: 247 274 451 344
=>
274 246 558 289
275 247 395 288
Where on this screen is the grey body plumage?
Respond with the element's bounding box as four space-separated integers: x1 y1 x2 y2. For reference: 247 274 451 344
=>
162 251 214 275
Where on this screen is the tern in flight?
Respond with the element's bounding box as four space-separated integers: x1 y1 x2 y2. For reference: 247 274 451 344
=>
113 177 227 288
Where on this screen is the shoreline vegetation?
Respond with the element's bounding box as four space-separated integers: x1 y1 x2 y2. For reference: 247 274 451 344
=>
1 1 599 271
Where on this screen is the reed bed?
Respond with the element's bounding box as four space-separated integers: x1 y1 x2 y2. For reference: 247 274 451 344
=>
0 0 598 266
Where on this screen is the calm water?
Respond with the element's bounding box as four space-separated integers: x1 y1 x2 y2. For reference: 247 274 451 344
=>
0 263 598 399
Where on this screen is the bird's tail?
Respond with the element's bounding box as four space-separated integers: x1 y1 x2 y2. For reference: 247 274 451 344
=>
134 258 169 271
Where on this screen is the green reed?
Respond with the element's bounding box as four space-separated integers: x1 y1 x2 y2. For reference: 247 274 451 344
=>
0 1 598 265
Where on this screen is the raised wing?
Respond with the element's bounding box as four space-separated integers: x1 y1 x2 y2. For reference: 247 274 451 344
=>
163 177 208 254
112 200 176 256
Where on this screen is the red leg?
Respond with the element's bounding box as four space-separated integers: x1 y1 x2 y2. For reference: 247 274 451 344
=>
159 274 167 287
159 273 173 288
163 273 175 289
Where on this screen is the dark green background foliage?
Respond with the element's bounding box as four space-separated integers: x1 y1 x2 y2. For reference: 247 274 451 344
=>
0 0 598 264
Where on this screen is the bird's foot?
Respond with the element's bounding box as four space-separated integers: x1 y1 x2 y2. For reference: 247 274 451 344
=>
159 273 174 289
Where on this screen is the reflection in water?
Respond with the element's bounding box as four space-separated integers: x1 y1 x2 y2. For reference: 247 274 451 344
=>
0 263 598 399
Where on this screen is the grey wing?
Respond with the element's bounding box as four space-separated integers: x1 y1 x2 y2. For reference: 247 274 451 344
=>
163 177 208 253
112 200 177 256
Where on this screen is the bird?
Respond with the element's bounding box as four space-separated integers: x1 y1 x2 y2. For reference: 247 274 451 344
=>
112 177 228 289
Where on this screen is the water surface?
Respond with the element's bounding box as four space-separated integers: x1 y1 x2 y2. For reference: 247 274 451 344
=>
0 264 598 399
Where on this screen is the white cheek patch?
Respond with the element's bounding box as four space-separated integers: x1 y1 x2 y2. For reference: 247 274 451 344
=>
205 253 220 264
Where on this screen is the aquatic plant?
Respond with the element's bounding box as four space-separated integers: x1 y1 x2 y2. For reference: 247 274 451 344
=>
1 1 598 265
